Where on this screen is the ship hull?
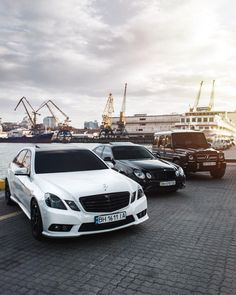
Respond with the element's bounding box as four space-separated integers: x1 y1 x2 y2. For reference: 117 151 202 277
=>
0 133 53 143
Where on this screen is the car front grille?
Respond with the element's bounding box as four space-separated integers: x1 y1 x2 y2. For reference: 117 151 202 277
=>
78 215 135 232
79 191 130 213
196 154 218 162
153 170 176 181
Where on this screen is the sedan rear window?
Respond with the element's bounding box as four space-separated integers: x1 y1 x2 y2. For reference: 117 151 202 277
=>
35 149 108 174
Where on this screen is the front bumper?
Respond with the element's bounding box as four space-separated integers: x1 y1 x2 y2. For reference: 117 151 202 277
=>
41 196 148 238
185 161 226 173
138 176 186 193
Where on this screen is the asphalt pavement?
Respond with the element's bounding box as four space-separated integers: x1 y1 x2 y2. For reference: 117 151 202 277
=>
0 165 236 294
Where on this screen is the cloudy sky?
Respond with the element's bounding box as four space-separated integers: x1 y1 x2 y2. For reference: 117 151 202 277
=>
1 0 236 127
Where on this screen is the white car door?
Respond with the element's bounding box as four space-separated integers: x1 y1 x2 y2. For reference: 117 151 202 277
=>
9 149 28 203
10 150 33 213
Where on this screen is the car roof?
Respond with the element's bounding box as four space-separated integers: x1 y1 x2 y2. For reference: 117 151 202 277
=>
24 145 91 152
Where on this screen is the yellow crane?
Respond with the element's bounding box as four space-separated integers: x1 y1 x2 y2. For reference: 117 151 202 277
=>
116 83 129 137
99 93 114 138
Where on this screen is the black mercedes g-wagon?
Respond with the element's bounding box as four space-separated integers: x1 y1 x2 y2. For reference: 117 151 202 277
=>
152 130 226 178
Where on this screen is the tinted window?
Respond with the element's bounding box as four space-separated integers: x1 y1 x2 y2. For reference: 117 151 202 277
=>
112 146 155 160
172 133 208 148
35 149 108 174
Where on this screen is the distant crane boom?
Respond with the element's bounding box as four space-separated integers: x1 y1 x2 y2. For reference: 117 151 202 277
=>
208 80 215 111
14 97 40 128
119 83 127 125
102 93 114 128
99 93 114 138
193 81 203 111
47 100 70 123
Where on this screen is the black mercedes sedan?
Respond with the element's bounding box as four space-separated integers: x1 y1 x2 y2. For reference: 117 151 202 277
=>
93 143 186 193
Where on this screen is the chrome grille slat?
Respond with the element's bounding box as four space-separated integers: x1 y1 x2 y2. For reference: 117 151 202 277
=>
80 192 130 213
196 154 218 162
153 170 176 181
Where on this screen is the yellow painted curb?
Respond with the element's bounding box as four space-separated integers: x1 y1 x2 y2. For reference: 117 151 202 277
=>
0 179 5 190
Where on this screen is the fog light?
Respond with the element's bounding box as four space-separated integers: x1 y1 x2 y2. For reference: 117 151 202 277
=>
48 224 73 232
137 209 147 219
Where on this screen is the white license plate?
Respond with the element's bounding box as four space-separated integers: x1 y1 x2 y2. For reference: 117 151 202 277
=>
203 162 216 166
95 212 126 224
160 180 176 187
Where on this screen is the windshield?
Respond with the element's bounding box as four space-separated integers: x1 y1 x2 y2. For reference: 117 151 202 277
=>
172 132 208 148
35 149 108 174
112 146 155 160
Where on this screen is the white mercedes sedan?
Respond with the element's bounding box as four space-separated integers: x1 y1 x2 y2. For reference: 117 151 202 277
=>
5 146 148 239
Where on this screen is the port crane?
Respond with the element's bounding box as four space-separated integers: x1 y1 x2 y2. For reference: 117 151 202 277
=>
115 83 129 137
208 80 215 111
190 80 216 112
99 93 115 138
37 100 72 141
189 81 203 112
14 97 41 132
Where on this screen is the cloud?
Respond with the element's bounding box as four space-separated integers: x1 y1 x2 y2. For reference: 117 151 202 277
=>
1 0 236 126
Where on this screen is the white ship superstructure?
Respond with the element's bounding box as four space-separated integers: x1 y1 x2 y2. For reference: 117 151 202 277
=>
175 81 236 141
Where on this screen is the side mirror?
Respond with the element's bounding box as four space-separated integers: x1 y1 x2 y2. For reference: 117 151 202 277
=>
103 156 115 164
153 152 161 158
14 167 29 176
106 161 114 169
208 142 211 148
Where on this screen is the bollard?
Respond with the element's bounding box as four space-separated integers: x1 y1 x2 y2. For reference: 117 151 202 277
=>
0 179 5 190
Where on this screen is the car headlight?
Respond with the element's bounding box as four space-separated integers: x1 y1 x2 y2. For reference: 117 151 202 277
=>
176 167 185 177
133 169 145 180
137 188 145 199
45 193 67 210
146 172 152 179
188 154 194 161
219 153 224 160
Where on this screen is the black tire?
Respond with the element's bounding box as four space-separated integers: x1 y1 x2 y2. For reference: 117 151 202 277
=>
31 199 43 240
5 179 14 206
210 169 226 179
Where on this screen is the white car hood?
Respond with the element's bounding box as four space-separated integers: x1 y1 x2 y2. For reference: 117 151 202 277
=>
34 169 137 200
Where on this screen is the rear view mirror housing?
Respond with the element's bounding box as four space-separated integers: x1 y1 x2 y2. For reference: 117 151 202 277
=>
14 167 29 176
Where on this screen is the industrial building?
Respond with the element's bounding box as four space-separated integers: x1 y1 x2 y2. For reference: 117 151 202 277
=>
111 113 182 135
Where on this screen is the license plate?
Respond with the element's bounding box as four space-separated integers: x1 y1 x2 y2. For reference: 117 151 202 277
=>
160 180 176 186
95 212 126 224
203 162 216 166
